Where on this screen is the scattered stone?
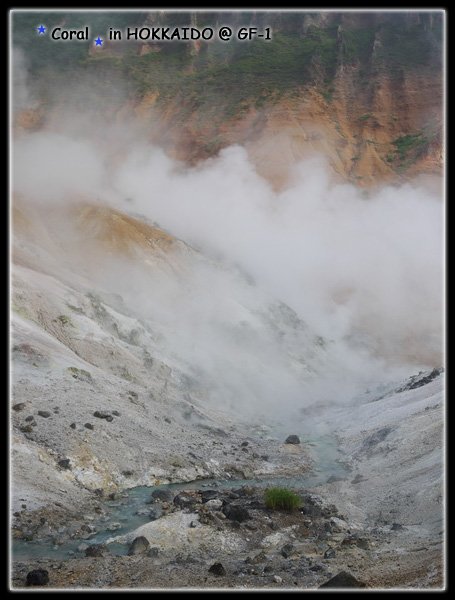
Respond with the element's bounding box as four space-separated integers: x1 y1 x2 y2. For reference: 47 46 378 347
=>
174 493 197 509
112 410 121 416
128 536 150 556
13 403 26 412
151 489 175 503
330 517 349 531
222 504 250 522
147 547 159 557
245 551 267 565
241 441 249 447
84 423 94 430
285 435 300 445
164 417 171 424
93 411 113 422
273 575 283 584
106 522 121 532
261 455 269 461
85 544 107 557
281 543 295 558
205 499 223 510
26 569 49 586
108 492 120 500
189 520 198 528
324 548 336 559
122 470 134 477
209 562 226 576
25 416 34 422
319 571 366 588
310 563 325 572
70 423 76 429
37 410 51 418
241 447 249 452
391 523 404 531
57 458 71 470
395 368 443 393
245 522 258 531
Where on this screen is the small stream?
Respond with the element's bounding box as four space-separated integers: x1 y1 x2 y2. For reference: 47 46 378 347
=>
13 434 348 561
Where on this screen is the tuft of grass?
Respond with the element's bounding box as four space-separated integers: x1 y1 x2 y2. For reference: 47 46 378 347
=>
264 487 301 511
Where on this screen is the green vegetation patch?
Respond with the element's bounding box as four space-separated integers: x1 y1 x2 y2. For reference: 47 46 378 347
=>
393 132 428 160
342 27 376 64
67 366 93 382
264 487 301 511
375 22 438 68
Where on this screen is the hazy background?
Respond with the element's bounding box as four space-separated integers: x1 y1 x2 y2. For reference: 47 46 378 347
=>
12 42 444 428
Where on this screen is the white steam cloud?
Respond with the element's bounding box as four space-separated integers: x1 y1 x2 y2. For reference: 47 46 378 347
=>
12 128 443 426
110 145 443 367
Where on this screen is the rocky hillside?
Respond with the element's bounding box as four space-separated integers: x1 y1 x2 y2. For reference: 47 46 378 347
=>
13 11 443 188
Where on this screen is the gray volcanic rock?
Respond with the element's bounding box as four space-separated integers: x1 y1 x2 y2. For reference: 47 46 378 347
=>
319 571 366 588
285 435 300 445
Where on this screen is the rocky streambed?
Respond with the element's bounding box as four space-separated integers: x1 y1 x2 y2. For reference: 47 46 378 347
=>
11 369 445 590
12 481 378 589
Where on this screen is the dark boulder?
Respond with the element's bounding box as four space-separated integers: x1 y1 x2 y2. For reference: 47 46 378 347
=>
285 435 301 445
200 490 219 503
209 562 226 576
85 544 107 557
93 411 113 422
319 571 366 588
173 492 198 509
58 458 71 470
222 504 250 522
281 543 295 558
128 536 150 556
13 403 26 412
151 488 175 503
37 410 51 418
26 569 49 586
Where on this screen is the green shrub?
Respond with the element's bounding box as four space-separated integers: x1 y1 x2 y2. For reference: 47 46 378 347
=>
264 487 301 511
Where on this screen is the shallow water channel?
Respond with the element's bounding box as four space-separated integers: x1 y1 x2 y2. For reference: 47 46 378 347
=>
13 434 347 561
